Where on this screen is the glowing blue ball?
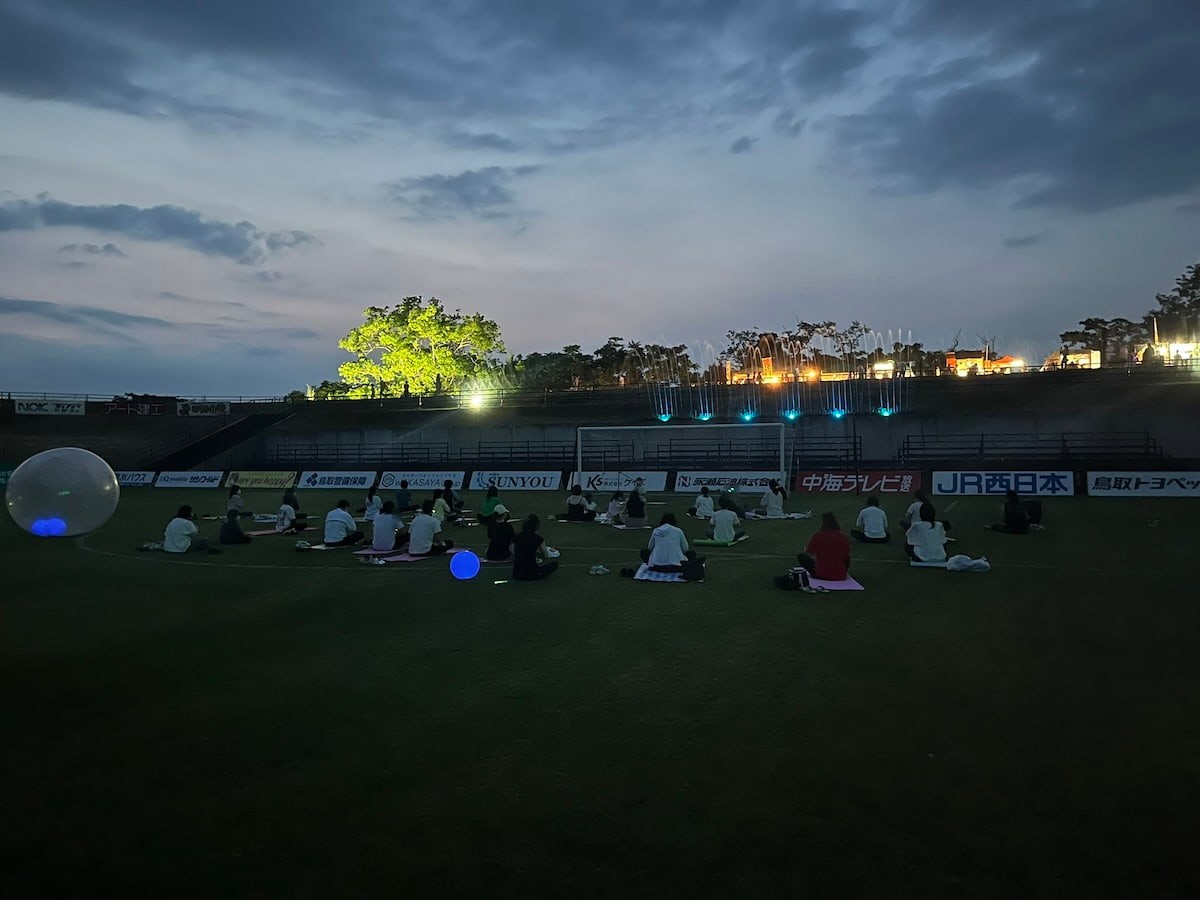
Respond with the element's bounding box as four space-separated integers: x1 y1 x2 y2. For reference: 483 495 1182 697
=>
5 448 120 538
449 550 481 580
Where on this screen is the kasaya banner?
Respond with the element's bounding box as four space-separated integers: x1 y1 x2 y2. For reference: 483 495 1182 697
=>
569 471 669 492
226 471 299 490
933 471 1074 496
15 400 85 416
115 471 156 487
674 471 784 492
793 471 921 494
378 471 466 491
468 471 563 491
1087 471 1200 497
299 471 378 490
155 471 225 488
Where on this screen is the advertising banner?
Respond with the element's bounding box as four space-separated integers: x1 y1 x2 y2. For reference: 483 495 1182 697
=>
468 471 563 491
933 471 1074 496
1087 471 1200 497
793 471 921 494
569 471 669 492
155 471 225 488
378 471 466 491
177 401 230 416
115 471 156 487
299 471 378 490
226 470 298 490
674 471 784 492
15 400 85 416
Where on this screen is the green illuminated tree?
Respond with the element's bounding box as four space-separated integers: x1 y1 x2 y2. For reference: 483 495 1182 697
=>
337 297 505 396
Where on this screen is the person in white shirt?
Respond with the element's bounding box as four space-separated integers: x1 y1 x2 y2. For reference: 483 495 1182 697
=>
640 513 698 572
900 490 929 530
323 500 365 547
275 501 306 533
606 491 626 525
408 500 454 556
706 495 747 542
906 502 949 562
164 505 208 553
371 501 409 552
362 486 383 523
851 495 890 543
689 486 715 519
759 480 787 518
226 485 252 517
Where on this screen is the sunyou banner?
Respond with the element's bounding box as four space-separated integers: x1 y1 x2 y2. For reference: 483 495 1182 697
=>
674 471 784 492
569 471 669 492
155 471 225 488
933 471 1074 496
468 471 563 491
378 471 466 491
1088 471 1200 497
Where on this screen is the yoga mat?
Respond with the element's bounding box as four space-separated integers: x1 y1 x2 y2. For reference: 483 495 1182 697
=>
245 529 287 537
910 560 949 569
309 543 360 551
746 512 813 521
381 548 464 564
694 536 750 547
353 547 402 557
611 524 651 530
633 563 702 583
810 575 865 591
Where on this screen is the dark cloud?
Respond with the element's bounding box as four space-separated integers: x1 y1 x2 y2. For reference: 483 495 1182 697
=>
772 110 806 138
0 295 180 330
387 166 541 222
1004 233 1047 249
729 136 757 155
0 195 316 264
59 242 126 257
253 270 285 284
835 0 1200 211
442 129 520 152
1176 201 1200 216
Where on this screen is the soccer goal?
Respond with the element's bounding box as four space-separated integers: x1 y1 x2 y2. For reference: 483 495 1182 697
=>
575 423 787 484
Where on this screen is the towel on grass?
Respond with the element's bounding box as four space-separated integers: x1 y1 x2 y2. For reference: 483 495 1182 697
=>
810 575 865 591
633 564 702 583
745 511 813 521
909 560 949 569
611 524 652 530
693 535 750 547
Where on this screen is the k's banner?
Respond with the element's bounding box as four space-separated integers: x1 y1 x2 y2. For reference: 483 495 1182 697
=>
569 471 669 492
933 471 1074 496
1087 471 1200 497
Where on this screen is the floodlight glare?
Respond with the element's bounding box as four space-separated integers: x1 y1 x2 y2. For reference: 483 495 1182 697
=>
468 392 486 410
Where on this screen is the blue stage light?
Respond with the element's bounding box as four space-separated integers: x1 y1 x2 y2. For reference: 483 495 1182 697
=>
830 409 846 419
695 413 713 422
783 410 799 421
450 550 481 580
657 414 672 423
740 411 757 422
878 407 894 417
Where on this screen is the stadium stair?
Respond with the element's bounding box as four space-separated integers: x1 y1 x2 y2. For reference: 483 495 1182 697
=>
150 411 295 470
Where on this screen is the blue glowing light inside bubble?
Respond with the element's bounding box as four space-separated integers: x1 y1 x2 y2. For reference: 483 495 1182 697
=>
449 550 481 580
695 413 713 422
740 412 757 422
830 409 846 419
784 410 799 421
657 414 672 423
31 517 68 537
878 407 894 417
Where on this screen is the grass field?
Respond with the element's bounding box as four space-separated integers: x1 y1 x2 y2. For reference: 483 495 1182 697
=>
3 487 1199 897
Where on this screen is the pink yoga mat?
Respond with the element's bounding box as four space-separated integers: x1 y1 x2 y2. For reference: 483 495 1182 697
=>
809 576 865 591
245 529 287 537
380 548 464 564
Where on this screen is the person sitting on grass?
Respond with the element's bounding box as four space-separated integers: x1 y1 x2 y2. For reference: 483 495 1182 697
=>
323 499 365 547
797 512 851 581
371 501 410 553
706 495 747 543
442 479 465 513
513 514 558 580
276 497 306 533
219 509 252 545
566 484 598 521
393 480 418 512
226 485 253 517
623 488 648 528
408 500 454 557
361 485 383 523
481 485 507 524
760 479 788 518
851 495 890 543
642 512 699 572
900 489 928 530
164 505 210 553
906 502 949 563
606 491 626 524
689 486 715 519
486 509 516 562
990 489 1031 534
432 489 461 524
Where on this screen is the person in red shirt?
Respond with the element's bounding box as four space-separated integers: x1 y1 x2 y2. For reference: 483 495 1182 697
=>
798 512 852 581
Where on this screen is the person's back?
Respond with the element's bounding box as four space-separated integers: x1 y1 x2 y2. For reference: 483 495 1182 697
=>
625 491 646 522
371 511 404 551
710 507 740 542
486 518 515 561
164 515 198 553
276 502 297 533
363 491 382 522
761 488 785 517
805 528 851 580
512 528 544 579
394 483 413 511
482 493 503 518
324 505 357 544
647 522 689 568
220 511 251 545
1002 499 1029 533
907 520 948 562
855 504 888 539
226 493 244 514
693 491 715 519
408 511 441 555
433 495 451 522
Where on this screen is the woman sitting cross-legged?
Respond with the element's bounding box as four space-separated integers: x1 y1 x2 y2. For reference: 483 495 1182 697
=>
370 501 410 553
565 484 598 521
851 495 890 543
797 512 851 581
513 515 558 580
706 495 747 542
905 502 949 563
990 490 1031 534
486 510 516 562
219 509 252 545
641 512 700 572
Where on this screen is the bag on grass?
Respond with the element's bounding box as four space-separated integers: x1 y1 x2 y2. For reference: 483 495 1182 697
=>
946 554 991 573
681 560 706 582
773 568 811 591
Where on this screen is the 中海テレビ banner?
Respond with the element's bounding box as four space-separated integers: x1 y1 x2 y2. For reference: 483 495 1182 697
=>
177 401 230 416
793 471 921 494
378 471 466 491
227 470 298 490
569 471 669 492
15 400 85 416
116 471 156 487
155 471 225 488
1087 471 1200 497
674 471 784 492
468 471 563 491
300 471 378 490
933 471 1074 496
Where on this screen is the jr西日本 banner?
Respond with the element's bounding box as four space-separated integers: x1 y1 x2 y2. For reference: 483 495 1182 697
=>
1087 471 1200 497
933 471 1074 496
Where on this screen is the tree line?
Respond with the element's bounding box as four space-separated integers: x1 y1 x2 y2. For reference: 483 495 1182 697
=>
312 260 1199 398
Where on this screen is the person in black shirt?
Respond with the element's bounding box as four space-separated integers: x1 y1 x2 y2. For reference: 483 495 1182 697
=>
486 511 516 562
219 509 252 545
513 515 558 580
443 479 464 512
990 490 1030 534
624 489 647 528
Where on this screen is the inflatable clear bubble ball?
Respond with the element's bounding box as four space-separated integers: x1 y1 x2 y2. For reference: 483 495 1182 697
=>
5 448 120 538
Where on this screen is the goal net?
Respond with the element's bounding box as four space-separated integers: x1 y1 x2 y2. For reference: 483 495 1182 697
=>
575 423 786 491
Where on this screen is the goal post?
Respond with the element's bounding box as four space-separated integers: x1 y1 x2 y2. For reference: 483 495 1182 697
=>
575 423 787 482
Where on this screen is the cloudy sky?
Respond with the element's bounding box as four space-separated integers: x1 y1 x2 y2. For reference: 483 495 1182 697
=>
1 0 1198 394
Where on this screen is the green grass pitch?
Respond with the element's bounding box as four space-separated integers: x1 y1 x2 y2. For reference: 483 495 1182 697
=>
2 488 1198 896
